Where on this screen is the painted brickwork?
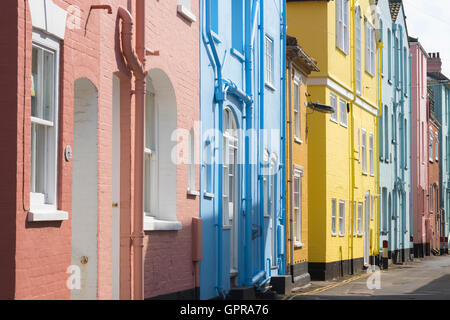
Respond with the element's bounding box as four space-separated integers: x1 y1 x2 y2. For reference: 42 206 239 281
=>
0 0 199 300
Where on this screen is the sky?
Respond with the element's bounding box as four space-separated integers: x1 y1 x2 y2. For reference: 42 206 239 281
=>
403 0 450 77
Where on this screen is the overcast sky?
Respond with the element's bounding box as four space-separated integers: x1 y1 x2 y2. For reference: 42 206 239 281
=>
403 0 450 76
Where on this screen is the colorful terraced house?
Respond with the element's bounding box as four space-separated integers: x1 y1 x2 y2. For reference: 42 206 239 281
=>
285 35 321 288
287 0 380 280
427 53 450 255
377 0 413 265
199 0 287 299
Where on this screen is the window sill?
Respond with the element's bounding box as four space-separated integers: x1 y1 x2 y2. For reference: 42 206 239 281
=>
362 171 368 176
294 137 303 145
330 118 338 124
331 233 337 237
177 5 196 23
265 82 276 92
28 208 69 222
339 234 346 238
340 123 348 129
294 242 304 249
144 216 182 232
204 192 215 199
187 189 200 197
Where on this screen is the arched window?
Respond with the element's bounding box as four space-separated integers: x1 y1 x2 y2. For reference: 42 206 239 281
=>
223 107 239 274
144 70 179 229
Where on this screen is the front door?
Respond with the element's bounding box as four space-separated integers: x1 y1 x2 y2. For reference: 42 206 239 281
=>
71 79 98 300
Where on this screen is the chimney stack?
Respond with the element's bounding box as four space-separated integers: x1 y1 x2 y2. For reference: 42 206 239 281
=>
428 52 442 73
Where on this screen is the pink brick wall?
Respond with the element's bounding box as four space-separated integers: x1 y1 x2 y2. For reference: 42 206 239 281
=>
4 0 199 300
142 0 200 299
411 43 429 246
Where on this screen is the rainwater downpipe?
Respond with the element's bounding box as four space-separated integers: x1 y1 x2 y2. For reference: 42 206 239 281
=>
257 0 267 286
204 0 225 298
287 50 301 281
117 4 147 300
244 0 256 287
349 0 357 274
280 0 287 275
376 39 384 255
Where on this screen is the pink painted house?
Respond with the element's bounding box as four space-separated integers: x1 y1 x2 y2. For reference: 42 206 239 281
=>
409 36 430 258
0 0 200 300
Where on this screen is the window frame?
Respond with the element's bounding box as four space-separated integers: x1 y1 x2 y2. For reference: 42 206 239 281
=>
355 6 362 95
339 200 346 237
435 133 439 161
336 0 349 54
429 127 434 163
187 129 198 195
358 202 363 236
369 133 374 176
294 73 302 142
330 92 338 123
294 166 304 247
365 19 375 76
264 34 275 88
339 98 348 127
30 31 61 214
331 198 337 236
362 129 367 174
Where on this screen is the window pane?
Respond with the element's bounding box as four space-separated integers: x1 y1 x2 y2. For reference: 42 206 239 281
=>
31 124 47 194
42 50 54 122
144 154 151 214
31 47 40 118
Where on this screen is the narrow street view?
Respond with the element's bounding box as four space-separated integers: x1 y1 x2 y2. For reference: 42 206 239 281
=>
290 256 450 300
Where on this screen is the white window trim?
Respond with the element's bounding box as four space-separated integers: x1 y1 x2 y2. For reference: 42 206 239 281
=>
187 129 199 196
29 30 67 222
265 34 275 87
143 89 181 231
358 202 363 236
369 133 374 176
294 75 302 142
355 6 362 95
330 92 338 123
331 198 337 236
365 19 375 77
429 128 434 163
339 200 346 237
336 0 349 54
436 133 439 161
294 166 304 247
339 98 348 127
362 129 367 174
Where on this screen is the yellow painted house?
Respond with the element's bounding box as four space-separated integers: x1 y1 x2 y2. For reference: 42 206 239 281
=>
287 0 381 280
285 35 320 287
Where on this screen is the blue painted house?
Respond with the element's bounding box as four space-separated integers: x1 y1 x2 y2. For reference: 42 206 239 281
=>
199 0 286 299
427 53 450 254
377 0 412 264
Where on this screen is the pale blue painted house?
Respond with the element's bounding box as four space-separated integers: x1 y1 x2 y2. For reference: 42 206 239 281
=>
199 0 286 299
378 0 412 264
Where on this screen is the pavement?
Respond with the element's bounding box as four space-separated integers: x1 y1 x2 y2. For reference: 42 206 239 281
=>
284 255 450 300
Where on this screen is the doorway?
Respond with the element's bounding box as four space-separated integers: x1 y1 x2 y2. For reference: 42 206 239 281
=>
364 192 370 266
71 78 98 300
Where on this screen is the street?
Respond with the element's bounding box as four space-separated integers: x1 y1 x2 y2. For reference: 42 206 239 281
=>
290 255 450 300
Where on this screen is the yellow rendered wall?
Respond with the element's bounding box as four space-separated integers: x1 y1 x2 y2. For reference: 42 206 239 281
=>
288 0 380 265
